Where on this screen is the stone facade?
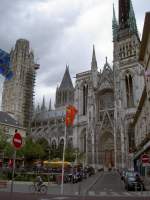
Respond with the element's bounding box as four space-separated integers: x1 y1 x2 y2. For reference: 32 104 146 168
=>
31 66 74 149
73 0 144 169
73 46 114 169
2 39 38 129
30 1 145 170
112 0 144 169
133 12 150 177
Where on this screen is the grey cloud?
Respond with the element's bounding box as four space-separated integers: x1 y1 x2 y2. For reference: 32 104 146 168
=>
0 0 149 106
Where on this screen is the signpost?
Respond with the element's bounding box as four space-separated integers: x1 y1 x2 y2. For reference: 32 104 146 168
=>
11 131 23 193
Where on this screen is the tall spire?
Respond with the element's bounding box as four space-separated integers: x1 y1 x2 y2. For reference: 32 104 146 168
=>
91 45 97 70
118 0 138 35
59 65 74 89
128 0 138 36
112 3 118 41
41 96 46 111
119 0 130 30
49 98 52 111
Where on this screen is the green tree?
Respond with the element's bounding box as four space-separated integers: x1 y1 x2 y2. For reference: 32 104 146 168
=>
3 143 14 158
36 138 49 159
0 129 8 150
23 138 45 161
65 147 76 162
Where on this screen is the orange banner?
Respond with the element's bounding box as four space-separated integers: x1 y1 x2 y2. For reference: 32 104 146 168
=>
65 105 78 127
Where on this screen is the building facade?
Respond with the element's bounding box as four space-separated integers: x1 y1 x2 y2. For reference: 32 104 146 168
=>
0 111 26 161
73 0 144 169
31 66 74 150
30 0 145 170
2 39 39 129
112 0 144 169
73 49 114 169
133 12 150 177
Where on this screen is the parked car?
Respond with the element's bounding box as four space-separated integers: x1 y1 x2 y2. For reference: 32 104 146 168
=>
124 173 145 191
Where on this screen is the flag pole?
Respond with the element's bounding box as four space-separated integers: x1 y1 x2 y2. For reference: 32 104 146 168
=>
61 122 67 195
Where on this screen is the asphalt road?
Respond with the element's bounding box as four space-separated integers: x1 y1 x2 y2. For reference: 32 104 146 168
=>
0 171 150 199
0 192 150 200
87 171 150 197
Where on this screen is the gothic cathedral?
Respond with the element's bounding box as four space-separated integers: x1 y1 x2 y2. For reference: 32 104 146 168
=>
73 0 144 169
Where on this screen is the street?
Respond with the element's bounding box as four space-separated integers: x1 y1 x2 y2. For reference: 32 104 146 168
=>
0 192 150 200
0 171 150 199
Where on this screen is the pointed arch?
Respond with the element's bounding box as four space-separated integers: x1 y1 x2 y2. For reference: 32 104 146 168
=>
125 72 134 107
83 84 88 115
51 139 57 150
80 128 86 153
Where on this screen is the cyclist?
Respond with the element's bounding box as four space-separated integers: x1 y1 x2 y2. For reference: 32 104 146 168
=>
35 175 43 191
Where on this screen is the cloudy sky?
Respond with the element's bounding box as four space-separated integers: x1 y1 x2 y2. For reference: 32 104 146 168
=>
0 0 149 108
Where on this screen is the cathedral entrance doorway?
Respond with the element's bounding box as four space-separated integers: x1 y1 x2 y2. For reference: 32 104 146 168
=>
99 131 114 169
104 149 114 168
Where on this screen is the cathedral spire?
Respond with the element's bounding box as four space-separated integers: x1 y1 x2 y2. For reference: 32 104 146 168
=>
119 0 130 30
91 45 97 70
59 65 73 89
41 96 46 111
49 98 52 111
128 0 138 36
112 3 118 41
119 0 138 34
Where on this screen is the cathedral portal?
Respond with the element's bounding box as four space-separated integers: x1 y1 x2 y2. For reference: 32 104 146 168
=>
99 132 114 168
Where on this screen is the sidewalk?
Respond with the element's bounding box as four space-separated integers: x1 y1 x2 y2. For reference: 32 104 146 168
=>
144 177 150 191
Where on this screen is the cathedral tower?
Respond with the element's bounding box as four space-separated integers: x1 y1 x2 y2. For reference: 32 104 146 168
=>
2 39 39 129
55 65 74 110
113 0 144 168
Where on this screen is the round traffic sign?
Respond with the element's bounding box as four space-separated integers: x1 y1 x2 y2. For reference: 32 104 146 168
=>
141 154 150 163
13 132 22 149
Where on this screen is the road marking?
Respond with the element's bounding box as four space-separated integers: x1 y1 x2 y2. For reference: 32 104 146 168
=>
99 191 107 196
74 192 78 195
40 199 50 200
110 192 120 196
88 191 95 196
51 197 70 200
123 192 132 196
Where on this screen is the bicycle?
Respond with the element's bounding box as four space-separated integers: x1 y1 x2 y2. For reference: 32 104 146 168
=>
29 182 48 194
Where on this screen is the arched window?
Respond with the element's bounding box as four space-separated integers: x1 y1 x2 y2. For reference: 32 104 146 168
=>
83 134 86 153
83 84 88 115
128 125 135 153
59 139 64 151
81 130 86 153
51 140 57 150
125 73 134 107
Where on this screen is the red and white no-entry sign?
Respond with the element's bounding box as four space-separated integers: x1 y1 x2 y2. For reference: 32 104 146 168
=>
12 132 22 149
141 154 150 163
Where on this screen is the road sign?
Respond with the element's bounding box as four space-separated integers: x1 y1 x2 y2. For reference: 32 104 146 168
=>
12 132 22 149
141 154 150 163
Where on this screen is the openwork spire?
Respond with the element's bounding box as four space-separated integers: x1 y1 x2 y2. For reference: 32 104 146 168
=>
119 0 130 29
112 3 118 41
91 45 97 70
129 0 138 36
